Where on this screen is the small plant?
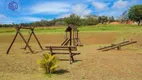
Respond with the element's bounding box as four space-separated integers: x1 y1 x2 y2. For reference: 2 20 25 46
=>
38 53 59 74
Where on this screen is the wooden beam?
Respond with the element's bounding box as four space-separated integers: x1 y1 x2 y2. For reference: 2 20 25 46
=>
102 41 137 51
18 31 34 53
97 41 129 50
24 31 33 50
6 31 19 54
32 30 43 50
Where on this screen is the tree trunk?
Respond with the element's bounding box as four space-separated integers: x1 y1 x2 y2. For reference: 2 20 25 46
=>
138 20 140 26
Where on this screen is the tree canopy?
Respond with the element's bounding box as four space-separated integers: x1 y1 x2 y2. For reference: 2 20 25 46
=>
128 4 142 25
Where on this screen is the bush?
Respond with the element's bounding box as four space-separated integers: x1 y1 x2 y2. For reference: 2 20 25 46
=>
38 53 59 74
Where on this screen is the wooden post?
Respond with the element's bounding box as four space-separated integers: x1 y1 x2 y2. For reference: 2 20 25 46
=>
6 29 19 54
73 30 75 46
69 47 74 64
77 30 79 42
32 30 43 50
70 30 72 46
18 31 34 53
24 31 32 50
65 32 67 39
24 28 43 50
117 45 121 50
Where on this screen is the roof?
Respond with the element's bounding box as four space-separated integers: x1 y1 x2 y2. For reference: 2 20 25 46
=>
109 22 120 24
65 24 78 32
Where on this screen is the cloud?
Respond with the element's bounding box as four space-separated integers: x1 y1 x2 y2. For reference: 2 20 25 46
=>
72 4 92 16
0 14 12 24
92 1 108 10
21 17 43 22
98 10 122 18
0 14 7 19
58 4 92 18
91 0 130 18
1 0 141 24
30 2 71 14
58 13 71 18
14 16 46 23
0 14 45 24
112 0 128 9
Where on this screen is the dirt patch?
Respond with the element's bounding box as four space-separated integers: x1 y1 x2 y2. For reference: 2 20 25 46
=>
79 32 118 45
0 32 118 46
132 33 142 47
0 45 142 80
0 32 142 80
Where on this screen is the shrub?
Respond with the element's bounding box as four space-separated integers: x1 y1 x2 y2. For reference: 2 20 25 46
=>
38 53 59 74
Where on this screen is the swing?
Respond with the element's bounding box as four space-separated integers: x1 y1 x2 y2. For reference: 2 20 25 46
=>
6 24 43 54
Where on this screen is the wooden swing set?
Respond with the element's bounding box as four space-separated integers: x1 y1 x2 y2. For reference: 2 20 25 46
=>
6 25 43 54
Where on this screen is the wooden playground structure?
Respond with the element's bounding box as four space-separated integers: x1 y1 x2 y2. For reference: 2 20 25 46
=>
61 24 83 46
6 24 138 64
97 40 137 51
6 25 43 54
6 24 82 63
45 25 82 63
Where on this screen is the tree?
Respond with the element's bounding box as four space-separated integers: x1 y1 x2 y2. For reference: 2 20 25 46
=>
101 16 108 24
128 4 142 26
84 15 99 25
109 16 115 22
119 11 129 23
98 16 102 23
40 19 48 26
64 14 81 26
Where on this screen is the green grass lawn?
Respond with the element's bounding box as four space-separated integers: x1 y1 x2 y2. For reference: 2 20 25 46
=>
0 24 142 34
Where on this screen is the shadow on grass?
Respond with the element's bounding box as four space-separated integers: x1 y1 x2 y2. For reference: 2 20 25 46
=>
53 69 69 75
42 69 69 78
24 50 43 54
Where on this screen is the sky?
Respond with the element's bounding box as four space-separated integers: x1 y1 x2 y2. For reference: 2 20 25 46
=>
0 0 142 24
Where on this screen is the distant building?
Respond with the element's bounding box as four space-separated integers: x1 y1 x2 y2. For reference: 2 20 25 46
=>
109 22 120 24
127 20 134 24
109 20 135 25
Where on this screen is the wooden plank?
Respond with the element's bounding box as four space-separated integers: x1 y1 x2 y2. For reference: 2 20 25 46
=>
52 52 70 54
97 44 116 50
64 39 70 46
61 38 69 46
97 41 129 50
45 46 77 51
119 41 137 47
20 27 34 29
102 41 137 51
46 48 77 51
45 46 77 48
49 51 80 55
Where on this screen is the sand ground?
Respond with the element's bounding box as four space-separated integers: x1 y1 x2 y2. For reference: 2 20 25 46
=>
0 32 142 80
